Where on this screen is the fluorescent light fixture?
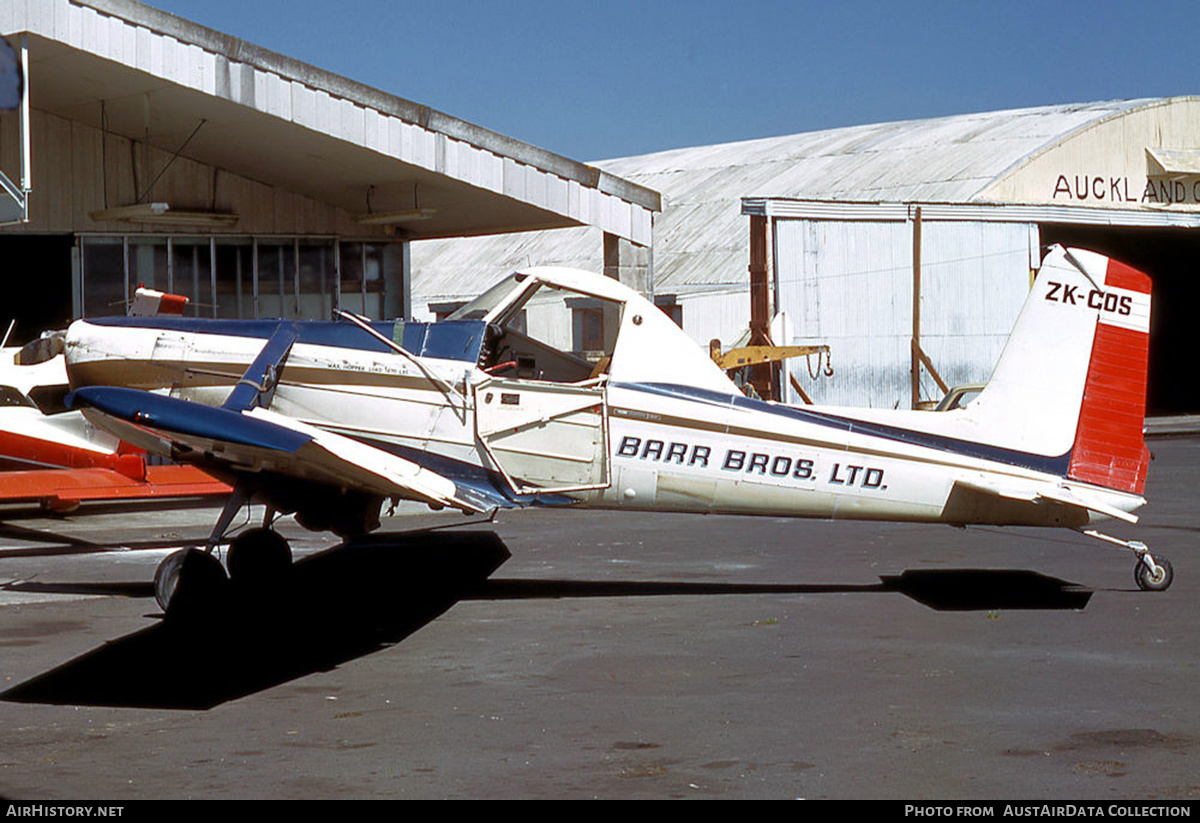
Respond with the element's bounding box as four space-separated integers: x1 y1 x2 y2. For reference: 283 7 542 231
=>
354 207 437 226
90 202 239 227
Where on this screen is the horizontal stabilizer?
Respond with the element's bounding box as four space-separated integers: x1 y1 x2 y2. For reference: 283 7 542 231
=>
0 465 227 507
1033 485 1138 524
956 477 1138 524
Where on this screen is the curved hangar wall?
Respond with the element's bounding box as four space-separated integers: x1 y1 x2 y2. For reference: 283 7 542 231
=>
752 98 1200 413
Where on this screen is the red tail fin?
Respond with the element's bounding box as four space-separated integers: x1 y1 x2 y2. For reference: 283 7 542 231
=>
1067 257 1151 494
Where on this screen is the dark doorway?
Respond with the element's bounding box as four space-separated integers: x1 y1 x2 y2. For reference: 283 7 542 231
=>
0 234 74 346
1039 225 1200 415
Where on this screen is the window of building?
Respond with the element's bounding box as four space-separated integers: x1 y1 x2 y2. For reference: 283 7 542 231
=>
126 237 168 305
214 239 254 319
77 235 407 320
655 295 683 328
169 238 214 317
428 301 466 321
566 297 619 358
576 307 604 353
338 242 404 320
80 237 127 317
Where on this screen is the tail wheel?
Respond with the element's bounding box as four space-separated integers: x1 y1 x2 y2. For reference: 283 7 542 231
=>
1135 556 1173 592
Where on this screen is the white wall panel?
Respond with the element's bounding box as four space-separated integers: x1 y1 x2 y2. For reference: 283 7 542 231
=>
679 290 746 349
774 216 1037 409
775 219 910 408
917 221 1035 395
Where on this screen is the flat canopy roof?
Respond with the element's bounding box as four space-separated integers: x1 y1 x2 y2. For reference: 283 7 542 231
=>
1 0 659 242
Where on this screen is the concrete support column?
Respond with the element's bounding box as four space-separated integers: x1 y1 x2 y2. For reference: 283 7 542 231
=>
603 232 652 297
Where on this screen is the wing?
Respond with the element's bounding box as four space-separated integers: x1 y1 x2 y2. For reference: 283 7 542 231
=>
65 322 497 517
66 385 492 515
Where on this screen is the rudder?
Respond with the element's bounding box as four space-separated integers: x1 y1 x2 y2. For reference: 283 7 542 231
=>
1066 255 1151 494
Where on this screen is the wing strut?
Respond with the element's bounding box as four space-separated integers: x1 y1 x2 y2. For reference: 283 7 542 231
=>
201 323 300 549
221 323 298 412
205 481 254 551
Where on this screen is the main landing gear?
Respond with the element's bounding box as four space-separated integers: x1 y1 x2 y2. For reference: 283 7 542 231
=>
154 527 295 615
154 528 295 615
154 486 294 615
1081 529 1174 592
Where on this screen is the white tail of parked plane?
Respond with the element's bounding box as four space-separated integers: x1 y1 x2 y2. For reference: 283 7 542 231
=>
953 245 1151 495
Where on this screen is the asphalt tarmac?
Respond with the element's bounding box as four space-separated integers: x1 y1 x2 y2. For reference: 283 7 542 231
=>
0 439 1197 800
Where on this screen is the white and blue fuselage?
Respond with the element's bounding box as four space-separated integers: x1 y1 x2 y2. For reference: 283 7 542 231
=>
63 253 1150 538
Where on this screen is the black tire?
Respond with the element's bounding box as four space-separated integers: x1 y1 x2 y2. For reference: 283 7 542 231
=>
226 528 292 589
155 548 228 615
1135 556 1173 592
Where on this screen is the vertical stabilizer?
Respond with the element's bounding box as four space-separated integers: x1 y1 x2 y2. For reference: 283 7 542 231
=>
964 246 1151 493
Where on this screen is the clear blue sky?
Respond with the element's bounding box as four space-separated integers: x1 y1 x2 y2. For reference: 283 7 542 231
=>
146 0 1198 163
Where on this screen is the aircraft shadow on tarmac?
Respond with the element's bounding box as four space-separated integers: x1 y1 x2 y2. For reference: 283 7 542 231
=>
478 569 1093 613
0 517 217 558
2 530 512 711
1 531 1091 711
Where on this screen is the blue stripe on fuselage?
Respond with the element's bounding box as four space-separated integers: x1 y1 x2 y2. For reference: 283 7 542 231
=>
612 382 1071 477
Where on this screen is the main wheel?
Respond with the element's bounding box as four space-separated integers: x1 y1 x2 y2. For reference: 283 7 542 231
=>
225 528 293 590
1135 556 1173 592
154 548 228 615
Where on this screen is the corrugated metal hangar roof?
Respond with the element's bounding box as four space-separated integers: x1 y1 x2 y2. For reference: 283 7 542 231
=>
0 0 659 242
413 97 1199 305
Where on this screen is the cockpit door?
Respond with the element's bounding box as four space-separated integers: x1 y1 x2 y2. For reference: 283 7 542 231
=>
473 376 609 494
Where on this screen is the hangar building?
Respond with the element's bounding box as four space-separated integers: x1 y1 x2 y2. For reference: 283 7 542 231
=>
0 0 659 343
414 98 1200 414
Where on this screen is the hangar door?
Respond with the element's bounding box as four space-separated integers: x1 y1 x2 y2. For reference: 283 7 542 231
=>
773 216 1039 409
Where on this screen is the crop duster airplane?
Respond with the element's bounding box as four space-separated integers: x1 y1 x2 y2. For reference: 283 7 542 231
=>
61 245 1167 612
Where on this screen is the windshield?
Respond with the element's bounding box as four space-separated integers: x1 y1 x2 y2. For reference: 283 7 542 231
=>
447 273 529 321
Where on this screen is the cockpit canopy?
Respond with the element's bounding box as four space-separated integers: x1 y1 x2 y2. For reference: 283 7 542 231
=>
454 267 737 394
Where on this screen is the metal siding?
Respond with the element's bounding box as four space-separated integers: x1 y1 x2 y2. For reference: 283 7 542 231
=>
775 219 910 408
678 290 747 349
412 99 1197 356
412 227 603 307
917 221 1035 396
774 218 1037 409
1 108 391 237
12 0 655 243
980 99 1200 209
523 298 572 352
416 100 1176 313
